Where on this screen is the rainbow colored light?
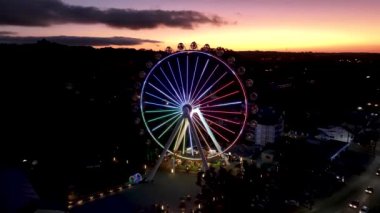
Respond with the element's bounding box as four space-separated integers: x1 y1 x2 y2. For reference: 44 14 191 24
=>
140 51 248 160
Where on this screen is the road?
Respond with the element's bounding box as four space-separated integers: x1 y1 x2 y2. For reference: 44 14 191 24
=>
297 142 380 213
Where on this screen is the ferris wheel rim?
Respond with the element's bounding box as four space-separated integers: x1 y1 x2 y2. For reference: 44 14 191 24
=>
140 50 248 160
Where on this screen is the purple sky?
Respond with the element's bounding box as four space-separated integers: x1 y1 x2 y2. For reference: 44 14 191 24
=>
1 0 379 52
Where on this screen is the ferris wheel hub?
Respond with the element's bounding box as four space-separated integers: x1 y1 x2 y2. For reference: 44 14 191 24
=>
182 104 193 116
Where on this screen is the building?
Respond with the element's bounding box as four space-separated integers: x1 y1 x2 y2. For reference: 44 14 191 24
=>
307 126 353 161
253 107 284 146
315 126 353 143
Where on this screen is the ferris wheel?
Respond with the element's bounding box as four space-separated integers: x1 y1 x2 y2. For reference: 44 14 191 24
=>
140 50 248 180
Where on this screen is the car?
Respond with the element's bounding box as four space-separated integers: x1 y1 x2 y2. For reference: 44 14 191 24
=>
359 205 369 213
365 187 374 194
376 168 380 176
348 200 359 209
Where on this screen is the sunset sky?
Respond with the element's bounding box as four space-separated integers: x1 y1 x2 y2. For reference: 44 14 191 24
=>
1 0 380 52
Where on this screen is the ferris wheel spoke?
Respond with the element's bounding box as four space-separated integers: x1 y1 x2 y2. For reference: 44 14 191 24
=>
199 101 242 109
200 109 242 115
190 59 209 102
147 111 181 123
192 116 212 150
149 83 180 106
152 113 181 132
193 80 234 106
204 118 235 134
191 64 219 103
146 89 179 107
173 119 189 152
146 109 178 114
153 74 182 104
201 112 241 125
173 119 185 151
205 121 230 143
168 62 185 102
176 58 186 102
144 101 178 109
158 116 182 139
188 56 199 103
191 72 227 105
198 90 240 106
160 67 184 103
186 55 189 102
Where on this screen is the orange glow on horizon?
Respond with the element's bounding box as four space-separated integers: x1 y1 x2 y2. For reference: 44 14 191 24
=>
3 0 379 53
92 25 380 53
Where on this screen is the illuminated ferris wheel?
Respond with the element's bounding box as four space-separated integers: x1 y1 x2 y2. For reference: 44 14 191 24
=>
140 50 248 180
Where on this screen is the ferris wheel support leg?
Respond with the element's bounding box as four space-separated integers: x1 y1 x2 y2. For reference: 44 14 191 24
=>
188 118 209 171
195 108 229 166
146 119 183 182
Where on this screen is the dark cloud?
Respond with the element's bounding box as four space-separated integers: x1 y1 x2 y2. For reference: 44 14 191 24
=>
0 0 226 29
0 35 161 46
0 31 16 35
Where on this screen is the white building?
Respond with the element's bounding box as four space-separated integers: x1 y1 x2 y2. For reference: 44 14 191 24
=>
252 107 284 146
255 124 281 146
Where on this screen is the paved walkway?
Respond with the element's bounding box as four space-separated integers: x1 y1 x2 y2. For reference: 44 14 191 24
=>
70 170 200 213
